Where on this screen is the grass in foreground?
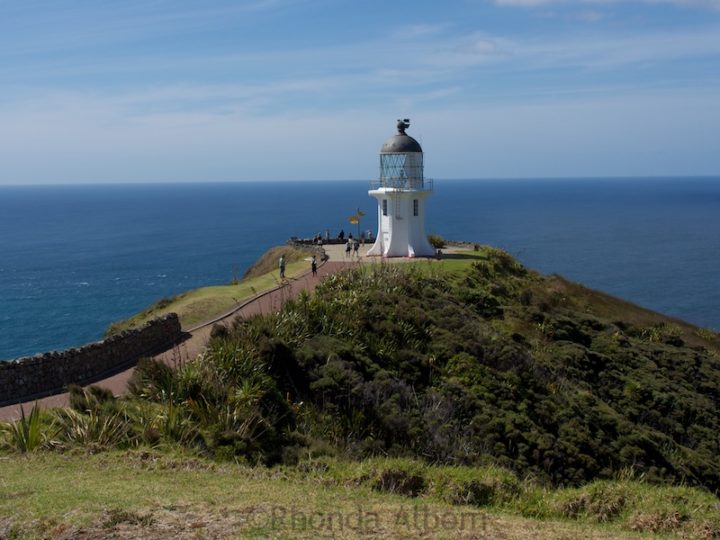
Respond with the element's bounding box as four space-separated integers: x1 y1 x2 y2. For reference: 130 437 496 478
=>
4 450 712 539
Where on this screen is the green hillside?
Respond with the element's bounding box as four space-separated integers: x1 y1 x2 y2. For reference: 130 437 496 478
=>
135 246 718 490
2 246 720 538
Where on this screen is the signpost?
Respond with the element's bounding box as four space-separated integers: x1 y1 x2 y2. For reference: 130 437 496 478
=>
348 208 365 239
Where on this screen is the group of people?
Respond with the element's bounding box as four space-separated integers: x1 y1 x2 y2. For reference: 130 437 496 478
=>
337 229 371 243
280 226 371 281
345 237 361 258
311 232 326 245
308 229 372 246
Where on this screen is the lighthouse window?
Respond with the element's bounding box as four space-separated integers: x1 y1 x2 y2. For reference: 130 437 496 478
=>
413 199 419 216
382 199 388 216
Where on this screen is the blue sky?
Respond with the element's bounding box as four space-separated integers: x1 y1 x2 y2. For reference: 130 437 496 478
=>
1 0 719 183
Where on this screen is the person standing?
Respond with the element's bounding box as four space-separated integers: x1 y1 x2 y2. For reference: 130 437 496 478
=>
345 239 352 258
279 255 286 280
311 255 317 277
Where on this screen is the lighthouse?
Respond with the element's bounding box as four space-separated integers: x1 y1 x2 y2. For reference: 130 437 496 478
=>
366 119 435 258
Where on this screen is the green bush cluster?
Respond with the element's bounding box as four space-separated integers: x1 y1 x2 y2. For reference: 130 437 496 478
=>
208 254 720 492
4 248 720 497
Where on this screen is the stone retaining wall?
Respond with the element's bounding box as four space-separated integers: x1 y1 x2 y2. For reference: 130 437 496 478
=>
0 314 183 407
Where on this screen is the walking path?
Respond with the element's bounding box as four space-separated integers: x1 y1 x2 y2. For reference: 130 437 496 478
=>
0 240 442 422
0 250 363 422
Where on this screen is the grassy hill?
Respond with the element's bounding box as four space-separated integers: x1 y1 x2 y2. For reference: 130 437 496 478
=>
2 245 720 538
105 245 314 333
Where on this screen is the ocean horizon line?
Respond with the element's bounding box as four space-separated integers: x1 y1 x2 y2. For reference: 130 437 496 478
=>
0 175 718 188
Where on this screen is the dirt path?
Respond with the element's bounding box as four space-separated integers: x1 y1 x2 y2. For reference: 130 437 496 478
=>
0 258 358 422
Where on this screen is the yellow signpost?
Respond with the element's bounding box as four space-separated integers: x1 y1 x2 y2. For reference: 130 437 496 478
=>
348 208 365 238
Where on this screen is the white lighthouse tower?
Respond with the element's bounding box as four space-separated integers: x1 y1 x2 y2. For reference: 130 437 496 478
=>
366 119 435 258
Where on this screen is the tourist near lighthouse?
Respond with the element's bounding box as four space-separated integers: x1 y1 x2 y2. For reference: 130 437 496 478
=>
366 119 436 258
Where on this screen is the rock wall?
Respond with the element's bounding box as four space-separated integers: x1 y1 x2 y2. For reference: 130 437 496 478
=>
0 314 183 407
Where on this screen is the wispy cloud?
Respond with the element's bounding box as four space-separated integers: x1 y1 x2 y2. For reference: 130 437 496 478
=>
0 1 717 182
1 86 718 182
0 0 300 57
2 23 719 120
495 0 720 9
510 28 720 69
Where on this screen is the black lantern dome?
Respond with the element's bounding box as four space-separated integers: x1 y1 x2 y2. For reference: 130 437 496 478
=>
380 119 423 153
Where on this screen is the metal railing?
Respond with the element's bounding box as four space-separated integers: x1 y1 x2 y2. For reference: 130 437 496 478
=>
368 178 433 191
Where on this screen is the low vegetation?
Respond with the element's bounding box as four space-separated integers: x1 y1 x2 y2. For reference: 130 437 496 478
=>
3 246 720 538
1 450 719 539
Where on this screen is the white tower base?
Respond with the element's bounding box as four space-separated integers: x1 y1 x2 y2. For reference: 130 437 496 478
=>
366 187 435 258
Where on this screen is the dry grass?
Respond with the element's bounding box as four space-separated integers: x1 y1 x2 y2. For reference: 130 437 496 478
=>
0 451 648 540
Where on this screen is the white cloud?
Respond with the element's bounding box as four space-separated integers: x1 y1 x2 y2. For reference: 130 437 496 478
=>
515 28 720 69
422 90 720 178
569 10 607 21
494 0 720 8
495 0 559 5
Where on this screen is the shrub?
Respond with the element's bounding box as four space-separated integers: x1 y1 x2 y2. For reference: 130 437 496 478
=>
558 483 629 523
374 468 426 496
210 323 229 339
428 465 521 507
364 460 427 497
427 234 446 249
0 405 46 453
55 408 135 449
127 358 176 402
68 385 115 413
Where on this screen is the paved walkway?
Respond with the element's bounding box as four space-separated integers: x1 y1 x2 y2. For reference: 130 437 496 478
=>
0 241 449 422
0 254 361 422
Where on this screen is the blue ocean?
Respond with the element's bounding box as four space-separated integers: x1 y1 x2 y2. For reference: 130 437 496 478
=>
1 178 718 361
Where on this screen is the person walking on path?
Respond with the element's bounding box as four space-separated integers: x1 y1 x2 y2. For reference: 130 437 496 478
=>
311 255 317 277
279 255 286 280
345 239 352 258
353 239 360 258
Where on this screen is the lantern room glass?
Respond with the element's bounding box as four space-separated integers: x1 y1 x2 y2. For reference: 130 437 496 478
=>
379 152 424 189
